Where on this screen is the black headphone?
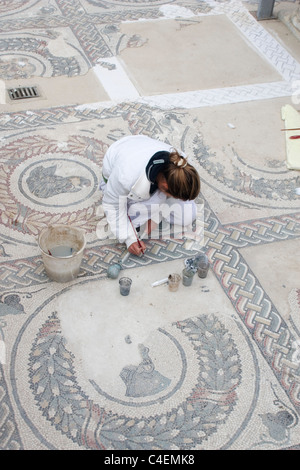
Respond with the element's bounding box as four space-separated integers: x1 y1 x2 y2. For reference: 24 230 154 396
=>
146 151 170 183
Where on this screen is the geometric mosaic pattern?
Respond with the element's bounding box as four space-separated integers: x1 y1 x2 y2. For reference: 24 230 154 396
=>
0 0 300 451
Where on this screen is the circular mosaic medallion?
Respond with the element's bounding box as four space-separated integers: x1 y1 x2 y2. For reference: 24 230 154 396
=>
88 326 198 416
11 281 259 450
0 135 107 238
12 157 97 209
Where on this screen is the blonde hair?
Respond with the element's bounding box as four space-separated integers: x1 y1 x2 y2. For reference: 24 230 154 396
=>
162 150 200 201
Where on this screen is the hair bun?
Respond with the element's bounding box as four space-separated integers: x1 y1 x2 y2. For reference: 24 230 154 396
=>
176 156 187 168
169 148 188 168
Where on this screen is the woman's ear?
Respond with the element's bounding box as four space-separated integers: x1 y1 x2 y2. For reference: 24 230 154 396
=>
161 178 169 192
157 173 169 192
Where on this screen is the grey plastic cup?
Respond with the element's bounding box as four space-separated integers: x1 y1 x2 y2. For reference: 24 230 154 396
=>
182 268 195 286
197 254 209 278
168 273 181 292
119 277 132 296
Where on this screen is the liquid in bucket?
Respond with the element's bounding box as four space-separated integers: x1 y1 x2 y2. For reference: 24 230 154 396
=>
38 225 86 282
49 245 77 258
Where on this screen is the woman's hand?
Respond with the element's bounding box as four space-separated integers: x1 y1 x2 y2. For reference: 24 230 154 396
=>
128 240 146 256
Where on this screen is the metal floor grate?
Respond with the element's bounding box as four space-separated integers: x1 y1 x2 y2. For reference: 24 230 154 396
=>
7 86 40 101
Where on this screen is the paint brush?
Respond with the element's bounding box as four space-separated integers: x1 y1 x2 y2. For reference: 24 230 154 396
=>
128 215 145 254
281 128 300 131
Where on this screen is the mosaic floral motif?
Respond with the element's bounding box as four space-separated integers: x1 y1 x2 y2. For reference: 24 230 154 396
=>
29 314 89 442
29 313 241 449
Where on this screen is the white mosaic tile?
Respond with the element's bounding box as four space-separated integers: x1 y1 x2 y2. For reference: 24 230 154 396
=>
89 0 299 109
138 81 294 109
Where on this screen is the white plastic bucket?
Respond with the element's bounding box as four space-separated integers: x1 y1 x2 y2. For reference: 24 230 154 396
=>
38 224 86 282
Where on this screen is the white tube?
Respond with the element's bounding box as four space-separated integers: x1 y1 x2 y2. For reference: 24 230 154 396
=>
120 251 131 263
151 278 169 287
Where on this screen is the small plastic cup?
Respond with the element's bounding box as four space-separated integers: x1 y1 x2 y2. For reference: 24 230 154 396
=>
119 277 132 296
182 268 195 286
197 254 209 278
168 273 181 292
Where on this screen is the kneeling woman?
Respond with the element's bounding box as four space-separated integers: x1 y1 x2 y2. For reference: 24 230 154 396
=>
99 135 200 256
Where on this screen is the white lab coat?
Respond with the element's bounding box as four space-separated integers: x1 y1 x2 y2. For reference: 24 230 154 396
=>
100 135 195 247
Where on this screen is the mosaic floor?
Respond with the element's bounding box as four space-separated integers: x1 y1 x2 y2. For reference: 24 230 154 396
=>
0 0 300 451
